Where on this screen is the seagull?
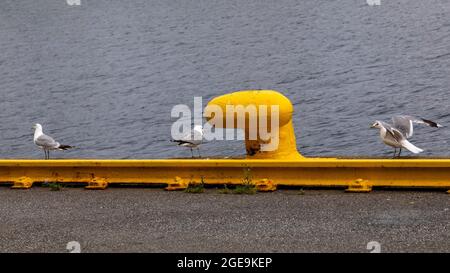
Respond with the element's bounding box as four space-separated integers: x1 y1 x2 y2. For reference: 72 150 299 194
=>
33 123 74 159
370 115 443 158
171 125 203 158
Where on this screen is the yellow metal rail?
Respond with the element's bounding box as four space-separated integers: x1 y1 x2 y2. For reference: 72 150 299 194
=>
1 158 450 192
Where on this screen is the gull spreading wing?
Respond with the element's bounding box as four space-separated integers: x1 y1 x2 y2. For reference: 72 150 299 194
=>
392 115 443 139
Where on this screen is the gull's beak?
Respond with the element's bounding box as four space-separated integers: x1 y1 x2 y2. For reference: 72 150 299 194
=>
370 124 375 129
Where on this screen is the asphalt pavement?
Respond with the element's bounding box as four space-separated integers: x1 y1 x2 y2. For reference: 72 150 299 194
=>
0 186 448 252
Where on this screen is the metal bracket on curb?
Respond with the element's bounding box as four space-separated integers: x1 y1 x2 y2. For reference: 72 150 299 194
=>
256 178 277 192
346 178 372 193
85 177 108 190
11 176 34 189
165 176 188 191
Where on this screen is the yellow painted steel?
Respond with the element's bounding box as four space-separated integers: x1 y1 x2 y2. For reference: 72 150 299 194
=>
205 90 303 159
1 158 450 191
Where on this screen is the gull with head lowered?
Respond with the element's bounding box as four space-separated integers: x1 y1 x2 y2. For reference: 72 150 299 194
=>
370 115 443 158
171 125 203 158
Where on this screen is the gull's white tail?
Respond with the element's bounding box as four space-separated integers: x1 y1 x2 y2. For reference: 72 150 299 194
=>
401 140 424 154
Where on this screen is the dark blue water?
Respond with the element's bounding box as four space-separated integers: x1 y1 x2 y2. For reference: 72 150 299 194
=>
1 0 450 159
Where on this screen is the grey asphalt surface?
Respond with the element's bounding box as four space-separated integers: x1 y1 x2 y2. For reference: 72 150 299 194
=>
0 185 448 253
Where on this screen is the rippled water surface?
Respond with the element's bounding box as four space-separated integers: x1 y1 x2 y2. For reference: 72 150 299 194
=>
1 0 450 159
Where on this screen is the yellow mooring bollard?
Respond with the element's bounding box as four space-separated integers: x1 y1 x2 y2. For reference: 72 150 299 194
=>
205 90 303 160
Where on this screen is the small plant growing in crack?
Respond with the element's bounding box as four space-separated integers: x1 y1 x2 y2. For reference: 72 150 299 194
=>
218 184 232 194
184 176 205 193
233 167 256 194
42 182 64 191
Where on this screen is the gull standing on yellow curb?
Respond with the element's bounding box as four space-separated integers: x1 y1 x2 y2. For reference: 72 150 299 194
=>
33 123 74 159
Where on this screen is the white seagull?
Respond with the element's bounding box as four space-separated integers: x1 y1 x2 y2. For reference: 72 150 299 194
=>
171 125 203 158
370 115 443 157
33 123 74 159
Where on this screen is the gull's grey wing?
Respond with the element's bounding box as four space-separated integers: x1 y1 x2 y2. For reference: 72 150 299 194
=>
381 121 405 142
390 128 405 143
392 115 415 138
392 115 443 139
35 134 59 148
